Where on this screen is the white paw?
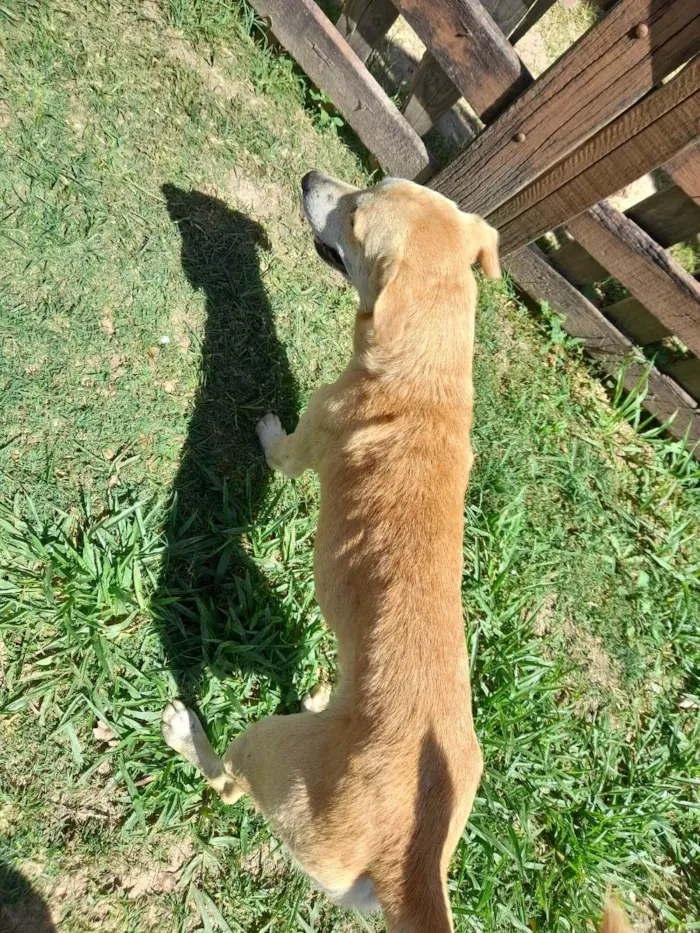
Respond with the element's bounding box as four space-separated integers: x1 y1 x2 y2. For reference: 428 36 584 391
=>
161 699 203 756
256 413 286 453
302 683 332 714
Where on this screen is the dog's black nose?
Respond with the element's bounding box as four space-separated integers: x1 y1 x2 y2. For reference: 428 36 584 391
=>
302 171 319 195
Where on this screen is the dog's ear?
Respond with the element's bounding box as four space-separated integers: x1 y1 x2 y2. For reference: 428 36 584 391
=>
463 215 501 280
369 253 405 345
476 219 501 280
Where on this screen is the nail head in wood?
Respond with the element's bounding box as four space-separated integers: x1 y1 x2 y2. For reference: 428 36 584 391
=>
514 131 526 143
635 23 648 39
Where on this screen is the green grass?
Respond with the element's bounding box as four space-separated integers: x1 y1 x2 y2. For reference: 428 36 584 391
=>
1 2 699 932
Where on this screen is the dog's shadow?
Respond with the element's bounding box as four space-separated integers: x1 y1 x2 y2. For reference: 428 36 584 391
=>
154 185 300 708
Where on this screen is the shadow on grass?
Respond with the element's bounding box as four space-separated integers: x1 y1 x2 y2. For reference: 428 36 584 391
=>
155 185 301 708
0 860 56 933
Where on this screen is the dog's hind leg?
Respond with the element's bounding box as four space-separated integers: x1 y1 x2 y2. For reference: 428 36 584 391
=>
161 700 246 804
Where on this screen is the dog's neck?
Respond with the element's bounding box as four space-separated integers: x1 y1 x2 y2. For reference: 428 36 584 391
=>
351 275 477 404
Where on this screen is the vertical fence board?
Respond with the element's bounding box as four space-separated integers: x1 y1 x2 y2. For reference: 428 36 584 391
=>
402 51 463 136
248 0 430 179
567 202 700 358
337 0 399 63
392 0 531 122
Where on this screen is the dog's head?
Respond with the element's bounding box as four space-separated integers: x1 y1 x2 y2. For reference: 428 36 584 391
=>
301 172 499 359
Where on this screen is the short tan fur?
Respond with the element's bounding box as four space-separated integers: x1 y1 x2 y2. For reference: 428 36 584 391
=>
161 173 630 933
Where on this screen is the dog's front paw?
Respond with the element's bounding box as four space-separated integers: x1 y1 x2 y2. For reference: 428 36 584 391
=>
256 413 286 455
161 699 203 757
302 683 332 713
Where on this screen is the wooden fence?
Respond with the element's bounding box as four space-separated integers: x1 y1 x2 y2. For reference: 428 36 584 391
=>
248 0 700 449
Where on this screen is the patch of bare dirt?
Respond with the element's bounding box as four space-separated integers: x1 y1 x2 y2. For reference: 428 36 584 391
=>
533 592 558 637
0 100 11 130
514 29 551 79
562 618 625 713
239 839 285 880
164 38 251 103
0 895 56 933
224 172 294 224
101 308 115 337
117 838 194 899
13 836 196 932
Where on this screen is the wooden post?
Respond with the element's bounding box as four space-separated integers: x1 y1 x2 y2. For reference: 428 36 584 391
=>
485 57 700 253
432 0 700 217
400 0 533 138
402 52 462 137
336 0 398 63
247 0 429 179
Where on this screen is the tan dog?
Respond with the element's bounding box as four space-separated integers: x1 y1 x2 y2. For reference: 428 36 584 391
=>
161 174 628 932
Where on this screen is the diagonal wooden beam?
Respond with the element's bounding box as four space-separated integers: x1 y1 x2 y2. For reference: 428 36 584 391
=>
567 202 700 359
247 0 429 179
489 58 700 254
431 0 700 216
505 245 700 448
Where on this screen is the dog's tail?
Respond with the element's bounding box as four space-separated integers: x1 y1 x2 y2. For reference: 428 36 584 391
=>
600 897 632 933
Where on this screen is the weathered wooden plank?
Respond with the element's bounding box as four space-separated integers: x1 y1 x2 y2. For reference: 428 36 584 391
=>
664 357 700 399
509 0 557 45
605 296 671 346
336 0 398 63
401 0 533 137
550 238 608 287
392 0 532 123
402 51 462 137
550 183 700 292
482 0 530 38
490 59 700 254
665 138 700 208
432 0 700 217
505 245 700 446
626 184 700 249
248 0 429 179
567 202 700 359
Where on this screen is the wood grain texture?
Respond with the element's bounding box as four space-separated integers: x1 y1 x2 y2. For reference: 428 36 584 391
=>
567 202 700 358
401 0 533 136
490 58 700 254
664 357 700 399
665 138 700 207
605 297 671 346
505 245 700 446
392 0 532 122
550 183 700 292
402 51 462 136
625 183 700 248
509 0 557 44
336 0 398 63
248 0 429 179
481 0 529 37
431 0 700 217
